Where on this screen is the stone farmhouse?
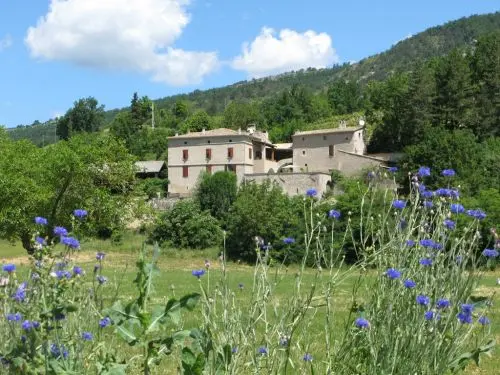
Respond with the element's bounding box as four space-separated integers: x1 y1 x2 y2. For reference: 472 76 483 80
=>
167 124 391 197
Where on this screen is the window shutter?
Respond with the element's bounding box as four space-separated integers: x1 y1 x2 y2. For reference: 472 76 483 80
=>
228 147 234 158
183 149 189 160
206 148 212 159
183 166 189 177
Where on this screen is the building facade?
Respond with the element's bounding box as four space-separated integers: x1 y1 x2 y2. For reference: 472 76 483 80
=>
167 125 389 197
167 128 277 196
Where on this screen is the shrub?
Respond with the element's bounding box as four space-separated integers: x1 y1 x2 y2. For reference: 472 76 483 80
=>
136 178 168 199
150 199 222 249
195 171 237 222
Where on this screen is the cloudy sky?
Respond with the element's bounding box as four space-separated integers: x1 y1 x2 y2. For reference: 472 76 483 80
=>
0 0 498 127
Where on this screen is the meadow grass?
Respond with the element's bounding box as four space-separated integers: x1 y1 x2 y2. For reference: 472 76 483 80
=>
0 237 498 374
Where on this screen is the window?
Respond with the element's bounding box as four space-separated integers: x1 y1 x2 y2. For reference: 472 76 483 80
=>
249 148 252 159
329 145 334 157
184 141 188 145
255 151 262 160
228 147 234 158
302 150 306 155
208 140 211 144
323 135 327 140
182 149 189 160
206 148 212 160
206 165 212 174
182 166 189 178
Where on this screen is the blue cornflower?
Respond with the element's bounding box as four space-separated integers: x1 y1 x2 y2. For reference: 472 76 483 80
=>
231 347 238 354
418 184 427 193
482 249 499 258
6 313 22 322
306 188 317 197
461 304 474 315
416 295 430 306
99 317 112 328
21 320 33 331
444 219 455 230
385 268 401 280
73 209 88 219
53 227 68 237
419 239 434 248
283 237 295 245
32 321 40 329
73 266 83 276
441 169 456 177
303 353 313 362
467 209 487 220
450 189 460 199
420 258 433 267
424 311 435 321
388 167 398 173
81 332 93 341
436 299 451 309
423 200 433 209
50 344 69 359
432 242 443 251
478 316 490 326
418 166 431 177
450 204 465 214
3 264 16 273
435 188 451 197
392 200 406 210
457 312 473 324
192 269 205 279
55 270 72 280
328 209 341 219
258 346 268 355
96 252 105 261
456 256 463 264
35 236 46 246
421 190 434 199
96 275 108 285
13 283 27 302
404 279 416 289
406 239 415 247
355 318 370 328
35 216 48 225
61 236 80 249
367 171 376 179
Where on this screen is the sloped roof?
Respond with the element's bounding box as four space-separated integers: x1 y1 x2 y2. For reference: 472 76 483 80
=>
293 126 364 137
135 161 166 173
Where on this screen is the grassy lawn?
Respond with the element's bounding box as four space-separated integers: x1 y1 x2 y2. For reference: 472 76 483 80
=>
1 236 499 374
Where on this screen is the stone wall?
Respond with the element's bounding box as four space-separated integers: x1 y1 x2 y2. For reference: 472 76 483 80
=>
243 172 332 197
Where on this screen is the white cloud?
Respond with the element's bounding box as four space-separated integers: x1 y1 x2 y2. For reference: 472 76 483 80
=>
0 34 13 51
232 27 338 78
25 0 218 85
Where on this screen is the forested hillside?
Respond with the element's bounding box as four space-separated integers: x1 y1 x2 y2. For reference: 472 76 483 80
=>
6 11 500 147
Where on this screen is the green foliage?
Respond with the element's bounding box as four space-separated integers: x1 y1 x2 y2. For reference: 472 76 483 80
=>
150 200 222 249
225 181 300 262
105 245 201 374
195 172 237 222
136 178 169 199
0 133 136 252
222 101 262 129
327 79 363 114
180 110 215 133
400 128 499 195
56 97 105 140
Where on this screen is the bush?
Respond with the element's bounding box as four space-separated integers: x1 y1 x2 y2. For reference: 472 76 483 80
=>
195 171 237 222
150 199 222 249
136 178 168 199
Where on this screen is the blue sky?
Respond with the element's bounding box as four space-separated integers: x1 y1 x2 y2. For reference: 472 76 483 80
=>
0 0 498 127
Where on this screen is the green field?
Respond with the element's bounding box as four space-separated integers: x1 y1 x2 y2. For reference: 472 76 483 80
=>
1 237 499 374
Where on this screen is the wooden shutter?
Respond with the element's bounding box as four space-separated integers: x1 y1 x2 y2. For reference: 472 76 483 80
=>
182 149 189 160
228 147 234 158
206 148 212 159
182 166 189 178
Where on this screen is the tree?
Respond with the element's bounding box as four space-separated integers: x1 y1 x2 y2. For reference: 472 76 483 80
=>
222 101 262 129
327 80 363 115
195 172 237 222
172 100 189 122
0 134 136 253
225 181 300 262
131 92 152 128
56 97 105 140
180 110 214 133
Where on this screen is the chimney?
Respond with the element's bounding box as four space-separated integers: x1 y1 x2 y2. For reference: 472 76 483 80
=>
238 128 241 135
202 128 206 134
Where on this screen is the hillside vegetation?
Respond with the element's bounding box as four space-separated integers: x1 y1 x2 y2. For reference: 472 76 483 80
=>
6 12 500 147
